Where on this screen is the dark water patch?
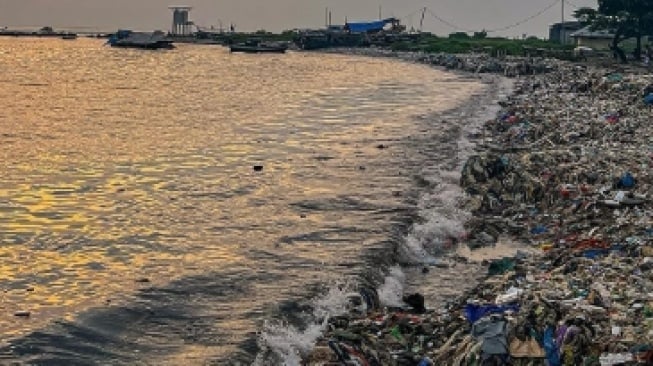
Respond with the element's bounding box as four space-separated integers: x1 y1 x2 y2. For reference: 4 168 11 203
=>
50 189 79 196
0 205 29 214
0 326 129 365
0 269 262 364
187 191 241 200
30 212 69 220
186 185 255 200
278 227 367 246
274 300 314 327
19 83 49 87
245 250 284 264
291 195 386 212
230 338 260 366
209 224 260 233
87 262 106 271
312 155 336 161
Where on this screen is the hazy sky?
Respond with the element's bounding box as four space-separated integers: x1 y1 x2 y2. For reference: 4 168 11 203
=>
0 0 597 37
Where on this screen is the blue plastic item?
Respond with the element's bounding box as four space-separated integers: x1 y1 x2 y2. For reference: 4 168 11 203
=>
582 248 608 259
530 225 548 235
464 303 520 324
543 326 561 366
620 172 636 188
645 93 653 105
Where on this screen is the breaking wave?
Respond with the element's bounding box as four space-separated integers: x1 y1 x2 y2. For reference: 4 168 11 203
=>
253 281 357 365
253 74 512 366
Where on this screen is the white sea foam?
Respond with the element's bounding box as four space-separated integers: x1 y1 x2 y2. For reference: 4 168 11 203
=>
254 319 327 366
400 164 471 265
254 281 356 365
377 265 406 307
401 77 513 266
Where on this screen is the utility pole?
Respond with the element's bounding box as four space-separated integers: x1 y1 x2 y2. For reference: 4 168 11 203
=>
325 7 328 27
561 0 565 44
379 5 382 20
419 7 426 33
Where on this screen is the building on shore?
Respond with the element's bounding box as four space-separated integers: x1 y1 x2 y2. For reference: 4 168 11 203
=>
169 6 193 36
293 18 409 50
570 26 615 50
548 21 582 45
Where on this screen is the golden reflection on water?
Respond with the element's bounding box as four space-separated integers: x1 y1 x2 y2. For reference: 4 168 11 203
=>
0 37 483 358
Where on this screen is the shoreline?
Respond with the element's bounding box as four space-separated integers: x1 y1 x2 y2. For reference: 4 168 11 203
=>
303 51 653 365
254 50 518 365
317 47 561 78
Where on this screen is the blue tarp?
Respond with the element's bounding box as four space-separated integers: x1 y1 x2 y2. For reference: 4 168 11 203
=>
345 19 392 33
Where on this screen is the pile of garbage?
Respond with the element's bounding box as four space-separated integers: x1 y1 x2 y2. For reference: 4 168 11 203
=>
303 64 653 365
418 53 557 76
325 48 561 77
305 244 653 366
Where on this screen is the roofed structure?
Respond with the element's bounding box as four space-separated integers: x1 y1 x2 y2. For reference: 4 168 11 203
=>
344 18 401 34
570 26 614 50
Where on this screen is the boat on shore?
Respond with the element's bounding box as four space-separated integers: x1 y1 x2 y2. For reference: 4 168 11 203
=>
229 40 287 54
108 30 174 50
61 33 78 40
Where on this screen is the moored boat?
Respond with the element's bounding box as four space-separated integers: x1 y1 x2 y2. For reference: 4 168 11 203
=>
108 30 174 50
229 40 287 54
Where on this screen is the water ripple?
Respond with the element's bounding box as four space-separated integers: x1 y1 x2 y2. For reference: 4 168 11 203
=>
0 38 483 363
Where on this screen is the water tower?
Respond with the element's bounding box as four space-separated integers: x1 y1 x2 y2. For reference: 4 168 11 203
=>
169 6 193 35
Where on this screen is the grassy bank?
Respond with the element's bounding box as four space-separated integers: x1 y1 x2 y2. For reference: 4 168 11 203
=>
389 33 575 58
197 30 578 59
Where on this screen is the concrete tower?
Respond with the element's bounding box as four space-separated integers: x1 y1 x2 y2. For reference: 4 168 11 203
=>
169 6 193 36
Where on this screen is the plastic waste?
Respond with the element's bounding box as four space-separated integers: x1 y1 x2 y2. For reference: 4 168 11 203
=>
644 93 653 105
543 326 561 366
487 257 515 276
599 353 633 366
464 303 520 323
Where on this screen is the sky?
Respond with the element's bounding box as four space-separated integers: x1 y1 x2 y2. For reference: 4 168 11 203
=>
0 0 598 38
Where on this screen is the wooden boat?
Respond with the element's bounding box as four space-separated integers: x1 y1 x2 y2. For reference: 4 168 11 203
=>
230 40 287 54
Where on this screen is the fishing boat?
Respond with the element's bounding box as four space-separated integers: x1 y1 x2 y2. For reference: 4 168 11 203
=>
107 30 174 50
229 39 287 54
61 33 78 40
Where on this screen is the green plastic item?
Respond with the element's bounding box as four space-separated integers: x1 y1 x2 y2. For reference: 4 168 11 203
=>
488 257 516 276
390 326 404 342
644 306 653 318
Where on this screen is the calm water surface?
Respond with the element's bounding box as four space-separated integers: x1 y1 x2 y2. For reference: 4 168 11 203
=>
0 38 483 364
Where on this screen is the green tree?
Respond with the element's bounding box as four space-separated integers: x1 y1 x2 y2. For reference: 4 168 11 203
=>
473 30 488 39
448 32 470 39
575 0 653 62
